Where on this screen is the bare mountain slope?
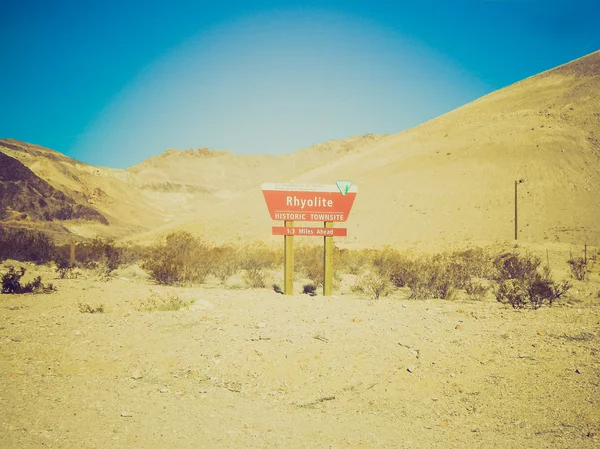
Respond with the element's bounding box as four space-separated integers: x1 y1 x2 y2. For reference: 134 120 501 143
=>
0 135 388 240
0 151 107 224
157 50 600 248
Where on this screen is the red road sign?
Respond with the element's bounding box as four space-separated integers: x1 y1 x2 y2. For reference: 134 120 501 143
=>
272 226 348 237
262 183 358 222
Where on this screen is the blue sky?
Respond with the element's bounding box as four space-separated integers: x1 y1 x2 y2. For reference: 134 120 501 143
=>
2 0 599 168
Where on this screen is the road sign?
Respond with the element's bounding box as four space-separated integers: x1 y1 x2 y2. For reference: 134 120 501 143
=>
272 226 348 237
261 183 358 222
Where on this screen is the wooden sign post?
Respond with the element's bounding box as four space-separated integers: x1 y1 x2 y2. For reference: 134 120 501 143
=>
262 182 358 296
284 220 294 295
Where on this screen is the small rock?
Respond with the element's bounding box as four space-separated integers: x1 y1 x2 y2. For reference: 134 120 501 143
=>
537 329 546 336
471 425 479 432
159 388 170 393
450 373 456 378
575 368 582 374
351 318 363 323
455 324 463 331
120 411 132 417
407 366 416 373
74 330 81 336
131 370 142 380
256 322 266 329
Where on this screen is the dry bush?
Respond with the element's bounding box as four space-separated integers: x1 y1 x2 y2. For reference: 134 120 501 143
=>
142 231 213 285
1 266 55 294
242 268 267 288
211 245 240 284
464 279 490 300
352 271 393 300
567 257 588 281
296 245 323 286
237 243 279 289
335 247 375 275
0 227 54 264
78 303 104 313
370 247 496 300
493 252 571 309
137 291 190 312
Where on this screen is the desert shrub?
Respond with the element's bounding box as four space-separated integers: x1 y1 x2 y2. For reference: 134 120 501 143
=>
78 303 104 313
373 247 496 300
236 243 279 289
493 253 571 309
0 227 54 263
337 248 375 275
211 245 240 283
493 251 540 282
464 279 490 300
384 253 462 300
142 231 213 285
1 266 55 294
137 292 189 312
296 245 324 286
352 271 393 300
118 244 148 266
242 268 267 288
302 283 317 296
567 257 588 281
75 238 123 275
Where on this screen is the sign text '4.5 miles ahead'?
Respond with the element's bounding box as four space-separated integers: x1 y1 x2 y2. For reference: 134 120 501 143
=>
261 182 358 222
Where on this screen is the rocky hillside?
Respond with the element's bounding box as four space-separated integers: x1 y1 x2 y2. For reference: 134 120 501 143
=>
0 151 107 224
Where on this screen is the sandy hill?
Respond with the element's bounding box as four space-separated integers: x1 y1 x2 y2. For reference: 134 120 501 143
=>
146 50 600 249
0 135 388 241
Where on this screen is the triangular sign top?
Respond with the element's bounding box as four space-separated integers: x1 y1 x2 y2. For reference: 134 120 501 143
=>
336 180 352 196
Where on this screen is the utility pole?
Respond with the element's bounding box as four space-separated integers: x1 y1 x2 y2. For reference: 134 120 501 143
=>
515 179 524 240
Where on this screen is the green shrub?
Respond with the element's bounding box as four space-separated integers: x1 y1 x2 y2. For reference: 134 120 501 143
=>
142 231 213 285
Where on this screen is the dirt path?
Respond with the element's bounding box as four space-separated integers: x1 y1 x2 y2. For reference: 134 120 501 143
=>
1 273 599 448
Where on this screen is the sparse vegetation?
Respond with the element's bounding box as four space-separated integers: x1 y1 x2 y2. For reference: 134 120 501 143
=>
1 266 55 294
136 291 190 312
567 257 588 281
493 252 571 309
464 278 490 300
352 271 392 300
142 231 213 286
0 227 54 263
78 303 104 313
237 243 279 289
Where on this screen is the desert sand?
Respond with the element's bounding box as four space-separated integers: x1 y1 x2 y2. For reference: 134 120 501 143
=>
1 243 599 448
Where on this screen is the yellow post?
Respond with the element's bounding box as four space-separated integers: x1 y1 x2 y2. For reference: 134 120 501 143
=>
323 221 334 296
284 221 294 295
69 240 76 267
